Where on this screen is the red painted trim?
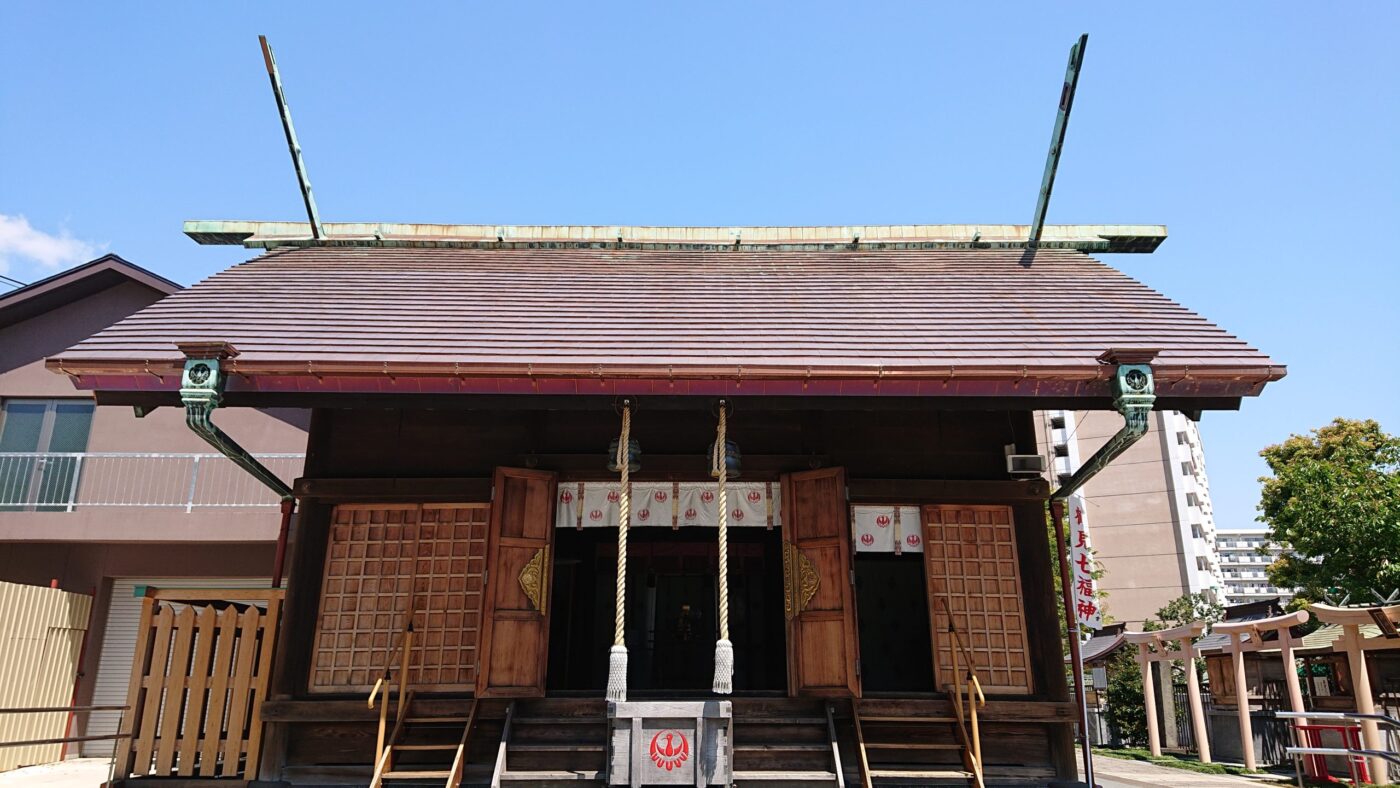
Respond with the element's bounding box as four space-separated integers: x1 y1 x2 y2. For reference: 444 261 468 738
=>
66 373 1267 399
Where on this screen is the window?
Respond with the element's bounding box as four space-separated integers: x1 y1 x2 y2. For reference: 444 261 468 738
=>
1185 492 1200 507
1177 431 1188 445
0 399 95 510
1050 416 1066 430
1181 461 1194 476
1053 443 1069 458
1057 473 1073 488
1191 523 1202 539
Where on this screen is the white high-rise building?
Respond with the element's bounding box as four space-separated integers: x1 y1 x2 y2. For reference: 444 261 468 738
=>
1038 409 1225 627
1216 529 1294 606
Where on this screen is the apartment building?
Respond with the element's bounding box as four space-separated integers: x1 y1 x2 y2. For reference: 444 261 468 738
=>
1039 408 1224 627
0 255 307 756
1217 528 1293 606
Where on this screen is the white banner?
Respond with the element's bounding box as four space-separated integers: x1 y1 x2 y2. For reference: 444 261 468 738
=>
1067 491 1103 631
851 505 923 553
556 482 780 529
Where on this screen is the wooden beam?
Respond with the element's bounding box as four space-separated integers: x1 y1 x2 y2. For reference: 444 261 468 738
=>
848 478 1049 503
294 476 492 502
1029 34 1089 247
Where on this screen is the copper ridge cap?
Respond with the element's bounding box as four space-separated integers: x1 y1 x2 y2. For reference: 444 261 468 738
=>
183 220 1167 254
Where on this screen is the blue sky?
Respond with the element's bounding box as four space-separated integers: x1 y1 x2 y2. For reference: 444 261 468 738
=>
2 3 1397 534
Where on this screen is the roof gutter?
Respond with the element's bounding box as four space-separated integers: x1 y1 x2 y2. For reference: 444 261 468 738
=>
177 342 292 502
1050 349 1159 502
1047 349 1157 783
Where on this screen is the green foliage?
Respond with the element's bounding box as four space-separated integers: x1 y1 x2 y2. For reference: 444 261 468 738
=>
1103 647 1147 747
1145 591 1224 631
1094 747 1266 776
1258 418 1400 603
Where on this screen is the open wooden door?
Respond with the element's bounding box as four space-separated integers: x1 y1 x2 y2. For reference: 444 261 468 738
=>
781 467 860 697
921 504 1032 695
477 467 558 698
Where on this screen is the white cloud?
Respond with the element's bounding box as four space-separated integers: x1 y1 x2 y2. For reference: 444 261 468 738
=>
0 214 101 275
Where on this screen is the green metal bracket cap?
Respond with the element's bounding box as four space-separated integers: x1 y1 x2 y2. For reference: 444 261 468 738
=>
177 342 292 501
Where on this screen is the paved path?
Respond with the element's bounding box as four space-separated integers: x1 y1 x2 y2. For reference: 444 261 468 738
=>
1082 751 1283 787
0 759 109 788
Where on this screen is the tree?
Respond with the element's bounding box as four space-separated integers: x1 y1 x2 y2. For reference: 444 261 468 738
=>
1145 591 1224 631
1258 418 1400 603
1103 647 1147 747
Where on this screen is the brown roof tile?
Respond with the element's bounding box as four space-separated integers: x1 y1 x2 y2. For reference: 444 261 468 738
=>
49 246 1283 396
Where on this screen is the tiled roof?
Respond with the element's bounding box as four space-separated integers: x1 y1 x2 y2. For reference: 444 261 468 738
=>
49 246 1283 397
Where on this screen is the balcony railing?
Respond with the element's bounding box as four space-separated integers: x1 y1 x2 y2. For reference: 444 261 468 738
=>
0 452 304 511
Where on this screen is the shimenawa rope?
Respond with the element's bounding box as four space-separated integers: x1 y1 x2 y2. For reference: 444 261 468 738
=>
712 401 734 694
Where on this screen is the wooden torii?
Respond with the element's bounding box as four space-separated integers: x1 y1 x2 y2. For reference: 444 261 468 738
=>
1123 622 1211 763
1210 610 1310 771
1308 602 1400 781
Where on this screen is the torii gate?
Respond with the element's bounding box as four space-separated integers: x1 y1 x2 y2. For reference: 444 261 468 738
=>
1123 622 1211 763
1211 610 1310 771
1308 602 1400 781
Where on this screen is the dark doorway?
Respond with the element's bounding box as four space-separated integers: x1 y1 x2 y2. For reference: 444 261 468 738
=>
855 554 935 693
548 526 786 695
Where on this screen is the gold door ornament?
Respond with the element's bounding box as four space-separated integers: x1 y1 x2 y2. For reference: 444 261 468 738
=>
518 546 549 612
782 540 820 621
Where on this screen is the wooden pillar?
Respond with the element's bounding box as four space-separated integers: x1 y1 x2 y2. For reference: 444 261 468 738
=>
1138 642 1161 757
1279 637 1306 724
1228 632 1256 771
1179 636 1211 764
1342 625 1386 781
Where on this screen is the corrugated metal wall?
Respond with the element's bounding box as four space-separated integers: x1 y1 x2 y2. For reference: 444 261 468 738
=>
81 577 271 758
0 581 93 771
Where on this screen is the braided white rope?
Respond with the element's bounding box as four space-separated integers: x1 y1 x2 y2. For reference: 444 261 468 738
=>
712 402 734 693
606 403 631 702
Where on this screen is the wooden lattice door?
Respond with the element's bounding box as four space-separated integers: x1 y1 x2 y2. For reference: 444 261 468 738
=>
781 467 860 697
921 504 1032 694
477 467 558 698
309 503 489 693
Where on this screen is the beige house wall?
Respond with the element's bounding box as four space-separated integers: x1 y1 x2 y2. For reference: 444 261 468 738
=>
0 266 306 757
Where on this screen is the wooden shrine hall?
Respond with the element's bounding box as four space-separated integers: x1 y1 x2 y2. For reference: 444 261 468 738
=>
49 222 1284 787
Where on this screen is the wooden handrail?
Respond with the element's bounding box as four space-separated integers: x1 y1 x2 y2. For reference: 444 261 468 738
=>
367 605 419 776
937 596 986 788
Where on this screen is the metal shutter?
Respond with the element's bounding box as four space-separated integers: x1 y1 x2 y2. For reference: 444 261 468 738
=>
81 577 271 757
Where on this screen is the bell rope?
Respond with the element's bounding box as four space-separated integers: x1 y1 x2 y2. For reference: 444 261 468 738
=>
712 401 734 694
606 401 631 702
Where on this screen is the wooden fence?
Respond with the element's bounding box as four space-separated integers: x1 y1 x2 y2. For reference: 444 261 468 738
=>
114 588 282 780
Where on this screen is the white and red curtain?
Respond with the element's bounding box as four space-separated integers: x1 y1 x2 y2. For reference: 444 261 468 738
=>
555 482 782 529
850 505 924 554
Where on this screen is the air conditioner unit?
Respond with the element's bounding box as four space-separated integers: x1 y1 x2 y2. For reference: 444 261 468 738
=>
1005 445 1047 476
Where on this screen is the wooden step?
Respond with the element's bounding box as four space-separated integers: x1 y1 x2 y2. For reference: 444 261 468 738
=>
508 743 606 753
732 769 839 782
512 715 606 725
405 715 472 724
734 742 830 752
867 768 972 778
390 743 459 751
735 715 828 725
863 742 962 750
382 769 453 779
858 715 958 724
499 769 602 781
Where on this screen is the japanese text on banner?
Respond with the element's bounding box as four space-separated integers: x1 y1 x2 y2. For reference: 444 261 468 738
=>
1068 491 1103 631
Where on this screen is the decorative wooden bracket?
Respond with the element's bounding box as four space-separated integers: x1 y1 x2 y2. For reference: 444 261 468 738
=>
518 546 548 612
782 541 820 621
